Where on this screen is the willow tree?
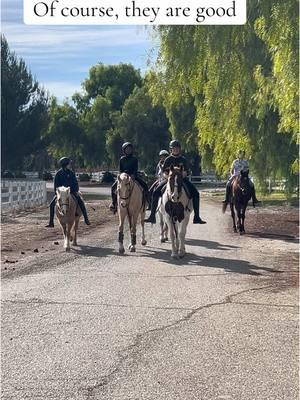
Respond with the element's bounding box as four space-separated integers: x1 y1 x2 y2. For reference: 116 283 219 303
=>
149 0 298 188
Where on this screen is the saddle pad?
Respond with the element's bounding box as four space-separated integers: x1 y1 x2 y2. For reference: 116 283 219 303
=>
165 200 185 223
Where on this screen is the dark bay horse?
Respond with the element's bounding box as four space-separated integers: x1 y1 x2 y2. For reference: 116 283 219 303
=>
223 170 252 235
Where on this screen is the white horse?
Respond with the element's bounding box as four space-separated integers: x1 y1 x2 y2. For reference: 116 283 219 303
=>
161 166 192 259
117 173 147 253
56 186 82 252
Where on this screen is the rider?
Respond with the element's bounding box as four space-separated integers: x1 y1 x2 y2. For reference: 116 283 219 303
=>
148 149 170 208
109 142 149 213
222 149 260 206
46 157 90 227
144 140 207 225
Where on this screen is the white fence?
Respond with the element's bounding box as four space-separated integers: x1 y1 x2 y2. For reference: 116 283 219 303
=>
1 180 47 212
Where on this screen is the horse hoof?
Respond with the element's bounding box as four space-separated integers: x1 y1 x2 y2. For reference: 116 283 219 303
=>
73 242 78 246
240 231 245 236
70 236 73 242
119 248 125 254
171 254 178 260
65 247 70 252
160 238 166 243
129 246 136 253
179 253 185 259
234 229 237 233
141 240 147 246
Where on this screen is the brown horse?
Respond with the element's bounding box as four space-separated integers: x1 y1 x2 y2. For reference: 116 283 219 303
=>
223 170 252 235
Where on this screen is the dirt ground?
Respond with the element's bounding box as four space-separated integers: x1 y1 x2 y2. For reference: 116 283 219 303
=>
1 200 116 271
1 199 299 277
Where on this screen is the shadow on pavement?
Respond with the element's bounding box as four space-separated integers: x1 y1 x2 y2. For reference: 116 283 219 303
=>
185 238 239 251
141 246 282 276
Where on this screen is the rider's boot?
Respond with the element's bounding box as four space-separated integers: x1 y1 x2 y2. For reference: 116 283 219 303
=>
77 197 91 225
109 192 117 214
144 195 159 224
45 201 55 228
192 196 207 224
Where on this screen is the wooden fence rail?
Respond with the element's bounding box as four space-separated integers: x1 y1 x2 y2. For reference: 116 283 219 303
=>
1 180 47 212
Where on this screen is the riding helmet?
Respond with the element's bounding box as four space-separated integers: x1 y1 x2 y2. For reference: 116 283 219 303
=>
122 142 133 152
169 140 181 149
59 157 71 168
159 150 169 157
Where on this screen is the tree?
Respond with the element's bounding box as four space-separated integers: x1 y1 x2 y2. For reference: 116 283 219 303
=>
115 86 170 173
150 0 298 189
1 35 49 171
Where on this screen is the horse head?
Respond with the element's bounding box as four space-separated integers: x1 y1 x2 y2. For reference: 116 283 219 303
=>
167 165 184 203
117 173 133 208
56 186 70 215
236 169 251 198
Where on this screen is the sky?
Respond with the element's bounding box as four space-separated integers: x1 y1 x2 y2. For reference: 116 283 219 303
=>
1 0 158 101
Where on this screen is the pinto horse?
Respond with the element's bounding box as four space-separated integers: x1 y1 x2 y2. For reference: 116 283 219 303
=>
161 165 192 259
224 170 252 235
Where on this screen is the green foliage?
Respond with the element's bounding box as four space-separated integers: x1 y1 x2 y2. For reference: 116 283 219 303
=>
1 35 49 170
150 0 298 188
114 86 170 172
83 63 142 110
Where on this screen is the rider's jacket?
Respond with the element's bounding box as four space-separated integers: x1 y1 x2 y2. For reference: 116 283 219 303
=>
119 154 138 176
162 155 189 174
54 168 79 194
231 159 249 176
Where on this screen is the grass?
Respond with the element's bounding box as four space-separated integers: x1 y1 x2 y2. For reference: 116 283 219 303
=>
202 189 299 207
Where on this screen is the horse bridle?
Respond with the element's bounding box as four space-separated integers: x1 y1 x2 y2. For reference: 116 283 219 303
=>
118 180 135 207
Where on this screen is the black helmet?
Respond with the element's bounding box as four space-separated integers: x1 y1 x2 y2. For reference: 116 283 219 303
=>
169 140 181 149
122 142 133 152
59 157 71 168
159 150 169 157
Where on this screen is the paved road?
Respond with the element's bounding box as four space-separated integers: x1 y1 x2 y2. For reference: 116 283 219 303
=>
1 201 298 400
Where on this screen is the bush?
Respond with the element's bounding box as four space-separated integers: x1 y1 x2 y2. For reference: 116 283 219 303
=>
101 171 116 184
79 173 91 182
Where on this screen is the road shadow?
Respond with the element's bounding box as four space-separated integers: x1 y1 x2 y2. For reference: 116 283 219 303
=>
72 244 119 257
185 238 239 251
246 231 298 243
141 246 282 276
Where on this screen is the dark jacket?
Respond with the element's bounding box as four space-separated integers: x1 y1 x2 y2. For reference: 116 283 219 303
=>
119 154 138 176
162 155 189 174
54 168 79 193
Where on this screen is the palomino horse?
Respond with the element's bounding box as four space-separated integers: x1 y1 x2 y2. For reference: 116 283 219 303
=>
223 170 252 234
56 186 82 251
117 173 147 253
161 166 192 259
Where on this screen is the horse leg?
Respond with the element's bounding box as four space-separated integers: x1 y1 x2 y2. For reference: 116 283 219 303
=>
140 211 147 246
129 216 138 252
65 224 71 252
241 206 246 234
73 217 79 246
237 208 243 234
178 219 188 258
118 213 125 254
230 204 237 232
159 211 166 243
61 224 68 250
168 220 178 259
